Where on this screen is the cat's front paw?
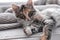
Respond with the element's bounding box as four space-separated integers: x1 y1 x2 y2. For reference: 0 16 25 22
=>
40 34 48 40
23 27 32 36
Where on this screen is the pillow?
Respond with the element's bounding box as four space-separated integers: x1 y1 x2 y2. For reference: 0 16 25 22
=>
0 23 20 30
0 13 17 24
57 0 60 5
46 0 57 4
34 0 46 5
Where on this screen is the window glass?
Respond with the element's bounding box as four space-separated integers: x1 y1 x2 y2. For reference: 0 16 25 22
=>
0 0 37 3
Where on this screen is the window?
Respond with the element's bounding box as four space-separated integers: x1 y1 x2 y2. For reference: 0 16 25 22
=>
0 0 37 3
0 0 37 8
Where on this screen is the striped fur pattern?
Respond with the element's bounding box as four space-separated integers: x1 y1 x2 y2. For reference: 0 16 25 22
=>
5 0 57 40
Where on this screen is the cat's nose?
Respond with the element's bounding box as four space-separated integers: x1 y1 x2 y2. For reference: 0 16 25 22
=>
21 5 26 9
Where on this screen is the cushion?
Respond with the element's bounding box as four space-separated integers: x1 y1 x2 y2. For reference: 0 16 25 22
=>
35 5 60 11
57 0 60 5
34 0 46 5
0 23 20 30
0 13 17 24
51 27 60 40
46 0 57 4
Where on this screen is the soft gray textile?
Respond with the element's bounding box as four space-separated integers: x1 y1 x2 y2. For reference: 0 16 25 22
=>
35 5 60 11
41 8 60 27
57 0 60 5
34 0 46 5
0 23 20 30
46 0 57 4
0 13 17 24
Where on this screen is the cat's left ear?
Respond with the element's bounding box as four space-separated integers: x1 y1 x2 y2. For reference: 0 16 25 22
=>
26 0 33 6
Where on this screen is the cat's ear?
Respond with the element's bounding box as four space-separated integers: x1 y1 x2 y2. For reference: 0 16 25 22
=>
26 0 33 6
12 4 19 11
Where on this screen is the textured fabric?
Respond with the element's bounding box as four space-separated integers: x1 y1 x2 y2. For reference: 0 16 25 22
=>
34 0 46 5
46 0 57 4
34 0 60 5
41 8 60 28
57 0 60 5
0 13 17 24
46 0 60 5
35 5 60 11
0 23 20 30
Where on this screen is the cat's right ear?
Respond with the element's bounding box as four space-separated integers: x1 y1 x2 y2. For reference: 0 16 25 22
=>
12 4 19 11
